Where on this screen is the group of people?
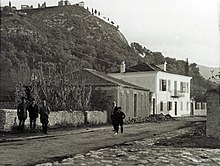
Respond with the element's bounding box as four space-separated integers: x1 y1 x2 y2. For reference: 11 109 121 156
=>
17 98 125 135
111 101 126 135
17 97 50 134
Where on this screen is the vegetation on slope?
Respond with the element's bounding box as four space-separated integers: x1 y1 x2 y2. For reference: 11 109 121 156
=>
0 5 216 109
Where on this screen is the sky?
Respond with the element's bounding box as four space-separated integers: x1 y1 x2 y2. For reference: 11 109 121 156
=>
1 0 220 67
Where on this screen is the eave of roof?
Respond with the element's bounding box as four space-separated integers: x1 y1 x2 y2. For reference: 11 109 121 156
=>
125 63 165 72
84 68 149 91
122 63 191 78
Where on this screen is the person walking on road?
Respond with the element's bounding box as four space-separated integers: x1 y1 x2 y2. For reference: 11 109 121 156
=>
114 107 125 135
110 101 117 131
17 97 28 132
28 99 39 133
39 100 50 134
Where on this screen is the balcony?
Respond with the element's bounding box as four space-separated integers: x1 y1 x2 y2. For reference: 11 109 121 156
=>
170 90 185 98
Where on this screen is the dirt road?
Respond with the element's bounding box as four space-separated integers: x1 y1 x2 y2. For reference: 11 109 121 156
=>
0 117 205 166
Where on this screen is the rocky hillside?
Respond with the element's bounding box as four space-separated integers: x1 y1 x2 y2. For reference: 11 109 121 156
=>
0 5 216 104
1 5 139 70
1 5 144 101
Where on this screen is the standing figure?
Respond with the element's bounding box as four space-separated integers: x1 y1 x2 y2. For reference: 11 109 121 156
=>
17 97 28 132
110 101 117 131
28 99 39 133
39 100 50 134
114 107 126 135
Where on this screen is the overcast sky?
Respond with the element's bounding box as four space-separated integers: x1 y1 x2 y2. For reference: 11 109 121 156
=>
1 0 220 67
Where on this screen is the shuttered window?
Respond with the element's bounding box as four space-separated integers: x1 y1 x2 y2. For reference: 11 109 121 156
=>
159 79 166 91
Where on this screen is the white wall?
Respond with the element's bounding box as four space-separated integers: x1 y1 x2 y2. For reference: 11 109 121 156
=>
109 72 157 92
0 109 108 131
117 87 150 121
109 71 191 117
156 72 191 117
192 102 207 116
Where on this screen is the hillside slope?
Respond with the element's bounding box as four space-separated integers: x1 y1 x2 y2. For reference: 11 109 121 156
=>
1 5 143 101
1 5 138 69
198 65 219 80
0 5 216 105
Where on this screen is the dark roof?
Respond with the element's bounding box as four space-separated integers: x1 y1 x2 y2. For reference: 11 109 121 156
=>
84 68 149 91
126 63 165 72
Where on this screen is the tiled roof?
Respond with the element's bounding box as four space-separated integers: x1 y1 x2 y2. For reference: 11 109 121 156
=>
84 68 149 91
126 63 165 72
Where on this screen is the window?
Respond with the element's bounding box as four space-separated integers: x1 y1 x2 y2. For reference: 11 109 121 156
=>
180 82 186 92
141 93 144 111
159 79 167 91
160 101 163 111
168 80 171 91
126 92 129 112
134 94 137 117
186 83 189 93
195 102 201 110
180 101 183 111
186 102 189 111
201 103 206 110
167 101 172 111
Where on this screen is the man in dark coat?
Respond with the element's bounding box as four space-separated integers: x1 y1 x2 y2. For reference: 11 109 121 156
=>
27 99 39 133
114 107 126 135
110 101 117 131
17 97 28 132
39 100 50 134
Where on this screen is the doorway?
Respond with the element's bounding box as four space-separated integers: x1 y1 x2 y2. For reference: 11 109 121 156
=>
134 94 137 117
191 102 194 115
153 98 156 115
175 101 177 116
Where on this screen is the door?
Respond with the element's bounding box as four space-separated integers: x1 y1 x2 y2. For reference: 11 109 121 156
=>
134 94 137 117
175 101 177 116
191 102 194 115
153 98 156 115
174 81 177 96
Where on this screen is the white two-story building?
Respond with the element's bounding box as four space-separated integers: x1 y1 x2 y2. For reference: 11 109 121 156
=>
109 62 192 117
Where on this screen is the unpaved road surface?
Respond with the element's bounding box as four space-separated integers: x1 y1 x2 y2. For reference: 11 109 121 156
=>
0 117 205 166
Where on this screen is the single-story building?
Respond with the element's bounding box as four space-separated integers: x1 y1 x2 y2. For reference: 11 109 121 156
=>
72 68 151 122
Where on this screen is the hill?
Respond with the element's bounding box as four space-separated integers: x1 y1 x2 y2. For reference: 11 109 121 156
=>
1 5 139 70
198 65 219 80
0 5 216 108
1 5 144 102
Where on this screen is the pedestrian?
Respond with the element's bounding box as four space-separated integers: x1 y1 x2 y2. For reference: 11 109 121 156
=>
17 96 28 132
39 100 50 134
110 101 117 131
114 107 125 135
27 99 39 133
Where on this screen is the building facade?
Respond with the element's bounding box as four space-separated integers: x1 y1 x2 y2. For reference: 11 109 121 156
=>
109 62 192 117
191 100 207 116
72 69 151 122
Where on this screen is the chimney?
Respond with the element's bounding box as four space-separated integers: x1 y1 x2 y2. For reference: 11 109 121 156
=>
164 61 167 71
120 61 125 73
156 61 167 71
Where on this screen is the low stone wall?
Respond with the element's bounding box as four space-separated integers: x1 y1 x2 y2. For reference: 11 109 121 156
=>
194 102 207 116
0 109 108 131
194 109 207 116
206 89 220 139
87 111 107 125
